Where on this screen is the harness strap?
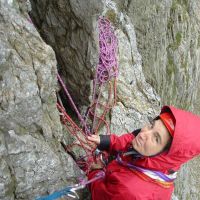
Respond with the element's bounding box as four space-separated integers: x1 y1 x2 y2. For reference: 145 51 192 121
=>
116 154 177 188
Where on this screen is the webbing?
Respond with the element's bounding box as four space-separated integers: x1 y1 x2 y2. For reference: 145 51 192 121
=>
116 154 176 188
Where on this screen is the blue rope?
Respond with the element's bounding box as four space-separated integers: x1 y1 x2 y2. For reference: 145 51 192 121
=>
35 186 73 200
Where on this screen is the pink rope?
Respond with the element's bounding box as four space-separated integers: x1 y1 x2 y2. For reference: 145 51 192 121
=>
57 73 90 134
89 17 118 132
97 17 118 84
92 17 118 102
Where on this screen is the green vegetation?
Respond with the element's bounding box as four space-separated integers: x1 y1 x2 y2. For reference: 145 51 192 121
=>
171 0 189 12
175 32 182 46
171 0 178 12
105 10 117 25
168 32 182 50
166 56 176 77
170 0 189 22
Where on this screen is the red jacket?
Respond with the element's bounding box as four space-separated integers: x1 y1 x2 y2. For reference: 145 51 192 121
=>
88 106 200 200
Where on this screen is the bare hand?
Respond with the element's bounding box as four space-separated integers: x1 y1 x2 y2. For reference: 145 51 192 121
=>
87 135 100 145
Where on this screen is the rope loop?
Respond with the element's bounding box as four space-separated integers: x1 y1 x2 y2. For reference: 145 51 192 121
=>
97 17 118 84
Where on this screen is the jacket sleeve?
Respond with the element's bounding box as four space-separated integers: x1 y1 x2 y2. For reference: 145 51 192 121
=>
97 133 134 154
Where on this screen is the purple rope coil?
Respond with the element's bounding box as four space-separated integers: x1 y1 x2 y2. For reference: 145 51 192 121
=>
97 17 118 84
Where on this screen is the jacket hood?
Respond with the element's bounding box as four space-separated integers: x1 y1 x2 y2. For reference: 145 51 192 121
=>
135 105 200 174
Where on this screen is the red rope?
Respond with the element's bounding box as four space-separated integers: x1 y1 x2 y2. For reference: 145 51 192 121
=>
56 17 118 173
57 77 117 173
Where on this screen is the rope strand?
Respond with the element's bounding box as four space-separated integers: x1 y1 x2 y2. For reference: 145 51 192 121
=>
57 16 118 172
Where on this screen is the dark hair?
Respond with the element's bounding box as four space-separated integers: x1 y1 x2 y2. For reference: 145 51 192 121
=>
163 136 173 152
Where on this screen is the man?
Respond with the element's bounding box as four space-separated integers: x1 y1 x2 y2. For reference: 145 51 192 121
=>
87 105 200 200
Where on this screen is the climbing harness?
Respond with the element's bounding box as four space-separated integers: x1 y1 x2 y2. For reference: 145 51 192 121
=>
36 171 105 200
116 153 177 188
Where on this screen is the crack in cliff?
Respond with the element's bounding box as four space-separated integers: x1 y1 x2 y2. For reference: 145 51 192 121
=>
29 1 91 117
3 133 17 199
29 53 43 103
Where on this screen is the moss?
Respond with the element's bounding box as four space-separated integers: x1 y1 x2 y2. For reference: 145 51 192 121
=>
171 0 178 12
172 0 189 10
166 53 177 77
168 32 182 50
182 9 189 21
18 126 29 136
175 32 182 46
105 10 117 25
171 0 189 21
179 0 189 11
168 56 174 66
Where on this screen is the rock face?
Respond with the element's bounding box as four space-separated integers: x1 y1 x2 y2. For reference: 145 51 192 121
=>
0 0 200 200
30 0 104 107
29 0 160 133
127 0 200 111
125 1 200 199
0 1 81 200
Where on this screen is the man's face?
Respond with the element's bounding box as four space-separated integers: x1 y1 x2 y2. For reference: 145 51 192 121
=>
132 119 171 156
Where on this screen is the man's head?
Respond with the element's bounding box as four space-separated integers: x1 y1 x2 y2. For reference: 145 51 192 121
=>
132 112 175 156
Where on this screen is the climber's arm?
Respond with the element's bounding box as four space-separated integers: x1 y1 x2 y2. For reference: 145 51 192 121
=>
98 133 134 154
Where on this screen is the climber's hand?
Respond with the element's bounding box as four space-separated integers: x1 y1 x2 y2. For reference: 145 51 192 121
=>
87 135 100 145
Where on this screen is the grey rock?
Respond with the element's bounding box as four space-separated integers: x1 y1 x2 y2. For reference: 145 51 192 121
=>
0 1 82 200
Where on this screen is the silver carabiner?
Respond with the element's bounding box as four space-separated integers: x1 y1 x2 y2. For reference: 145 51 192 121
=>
67 183 85 199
